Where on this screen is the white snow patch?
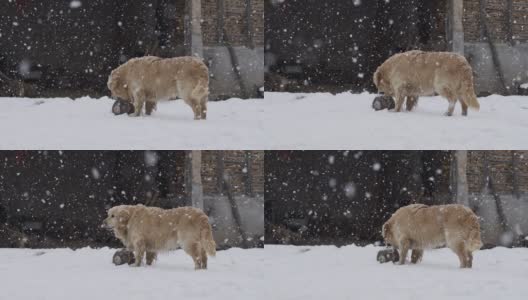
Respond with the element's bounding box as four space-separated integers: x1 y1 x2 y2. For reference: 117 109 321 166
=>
264 245 528 299
0 97 265 149
263 92 528 149
0 247 266 300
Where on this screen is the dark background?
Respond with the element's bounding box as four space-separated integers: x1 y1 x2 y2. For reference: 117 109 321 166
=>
265 151 453 245
0 0 185 98
265 0 446 92
0 151 187 248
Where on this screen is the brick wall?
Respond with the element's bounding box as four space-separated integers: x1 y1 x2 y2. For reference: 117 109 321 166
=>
463 0 528 43
201 150 264 196
467 151 528 194
512 0 528 41
201 0 264 47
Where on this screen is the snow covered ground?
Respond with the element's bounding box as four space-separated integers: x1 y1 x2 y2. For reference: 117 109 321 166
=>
265 245 528 300
0 247 266 300
0 97 266 149
1 93 527 149
1 245 526 300
264 92 528 149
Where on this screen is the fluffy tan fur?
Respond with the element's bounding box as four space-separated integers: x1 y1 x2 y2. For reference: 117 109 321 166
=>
382 204 483 268
107 56 209 120
103 204 216 269
373 50 480 116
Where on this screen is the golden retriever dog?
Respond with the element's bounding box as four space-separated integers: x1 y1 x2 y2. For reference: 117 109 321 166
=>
382 204 482 268
107 56 209 120
373 50 480 116
103 204 216 269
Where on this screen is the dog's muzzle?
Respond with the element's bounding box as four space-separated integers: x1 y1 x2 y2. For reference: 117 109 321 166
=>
101 220 112 229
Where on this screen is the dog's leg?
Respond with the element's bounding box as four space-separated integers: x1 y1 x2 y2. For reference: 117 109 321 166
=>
406 96 418 111
130 92 146 117
466 251 473 268
444 99 456 116
394 96 404 112
191 100 203 120
200 248 208 269
451 241 468 268
146 251 157 265
145 102 156 116
411 249 423 264
133 241 146 267
441 89 456 116
394 94 405 112
200 98 207 120
398 239 410 265
184 242 203 270
460 100 468 116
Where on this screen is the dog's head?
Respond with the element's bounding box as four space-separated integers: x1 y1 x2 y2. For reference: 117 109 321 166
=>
102 205 132 231
107 68 130 102
381 220 395 246
373 67 391 95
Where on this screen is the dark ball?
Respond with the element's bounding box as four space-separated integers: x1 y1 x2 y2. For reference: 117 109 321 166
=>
112 249 135 265
112 99 135 115
377 248 400 263
372 95 395 111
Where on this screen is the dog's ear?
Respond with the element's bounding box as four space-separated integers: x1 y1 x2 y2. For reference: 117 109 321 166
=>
117 208 131 225
107 70 128 93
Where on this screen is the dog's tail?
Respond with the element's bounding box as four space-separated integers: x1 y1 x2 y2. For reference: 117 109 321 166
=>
467 216 483 251
461 67 480 111
199 215 216 257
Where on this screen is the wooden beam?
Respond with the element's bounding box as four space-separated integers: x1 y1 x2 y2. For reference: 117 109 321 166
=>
449 0 464 55
512 151 521 199
217 0 225 44
191 150 203 210
184 0 204 58
245 0 254 48
185 151 203 209
244 151 254 197
454 150 469 207
507 0 513 45
216 151 225 194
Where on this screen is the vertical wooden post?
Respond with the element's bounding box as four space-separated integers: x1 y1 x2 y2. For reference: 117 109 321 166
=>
244 151 254 197
184 0 204 58
245 0 254 49
512 151 520 199
454 151 469 206
449 0 464 55
216 151 225 194
185 150 203 210
217 0 225 44
507 0 513 45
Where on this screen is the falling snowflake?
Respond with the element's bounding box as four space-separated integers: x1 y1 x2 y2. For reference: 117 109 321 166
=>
69 1 82 9
344 182 356 198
